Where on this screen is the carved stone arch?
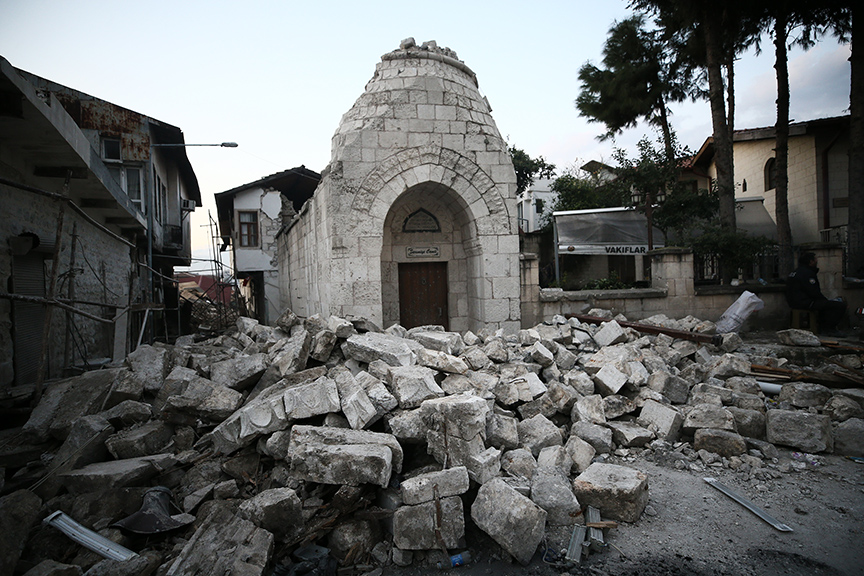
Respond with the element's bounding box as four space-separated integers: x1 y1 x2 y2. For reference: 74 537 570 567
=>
350 145 512 238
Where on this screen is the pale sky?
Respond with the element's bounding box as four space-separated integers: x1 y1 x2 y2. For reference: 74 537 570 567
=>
0 1 851 270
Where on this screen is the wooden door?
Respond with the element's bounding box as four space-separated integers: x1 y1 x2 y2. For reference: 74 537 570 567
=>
398 262 449 330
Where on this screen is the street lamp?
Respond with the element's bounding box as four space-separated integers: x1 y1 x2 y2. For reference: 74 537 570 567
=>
152 142 238 148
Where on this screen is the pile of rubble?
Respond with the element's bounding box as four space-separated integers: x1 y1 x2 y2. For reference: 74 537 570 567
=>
1 309 863 575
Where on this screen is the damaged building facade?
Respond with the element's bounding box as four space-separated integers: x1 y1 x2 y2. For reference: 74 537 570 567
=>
277 39 521 334
0 57 200 388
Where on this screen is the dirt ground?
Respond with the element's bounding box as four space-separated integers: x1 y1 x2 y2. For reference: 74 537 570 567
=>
381 448 863 576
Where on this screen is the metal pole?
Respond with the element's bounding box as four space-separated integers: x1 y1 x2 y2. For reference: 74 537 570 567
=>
64 221 78 372
553 216 561 286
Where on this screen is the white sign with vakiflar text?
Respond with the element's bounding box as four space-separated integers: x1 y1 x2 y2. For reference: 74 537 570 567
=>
407 246 440 258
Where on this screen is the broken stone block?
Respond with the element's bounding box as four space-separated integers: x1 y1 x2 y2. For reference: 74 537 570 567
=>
106 420 173 460
21 559 82 576
688 390 724 407
400 466 470 505
528 342 555 367
833 418 864 456
331 366 377 429
706 354 750 379
517 414 563 457
60 454 177 495
165 503 273 576
563 369 594 396
393 496 464 550
766 410 833 453
637 400 683 442
501 448 537 479
625 361 650 387
554 345 578 371
486 411 520 450
34 414 114 498
648 371 690 404
392 548 413 567
22 369 120 443
273 326 312 376
310 329 338 362
536 323 573 345
385 409 427 443
329 519 381 564
607 421 654 448
823 396 864 422
388 365 444 408
603 395 637 419
467 446 502 484
571 394 606 425
161 376 243 424
127 344 170 394
571 421 614 454
100 400 152 428
214 479 239 499
356 371 399 416
422 394 489 474
0 489 42 576
682 404 736 434
345 332 417 366
546 380 580 414
238 487 303 541
211 367 334 454
482 338 509 363
572 462 648 523
726 407 766 439
593 320 628 347
563 434 596 473
460 347 492 371
517 391 557 421
593 364 628 396
731 392 765 412
778 382 833 408
690 383 733 404
409 330 465 356
288 443 393 487
471 478 547 565
520 328 541 345
104 368 144 409
285 425 403 473
328 315 357 339
531 466 581 525
210 353 267 391
510 371 547 403
693 428 747 457
537 445 570 474
724 376 762 396
777 328 822 346
417 348 469 374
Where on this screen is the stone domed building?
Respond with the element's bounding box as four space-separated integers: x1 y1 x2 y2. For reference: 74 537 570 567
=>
278 39 520 333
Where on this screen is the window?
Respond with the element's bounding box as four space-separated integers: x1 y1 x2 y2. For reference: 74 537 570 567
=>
764 158 776 191
126 167 144 213
239 211 259 247
535 198 544 214
102 138 121 162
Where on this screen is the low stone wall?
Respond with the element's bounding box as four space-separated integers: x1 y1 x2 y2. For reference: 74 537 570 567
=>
527 246 857 331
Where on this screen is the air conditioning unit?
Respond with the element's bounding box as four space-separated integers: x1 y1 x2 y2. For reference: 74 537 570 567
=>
181 198 196 212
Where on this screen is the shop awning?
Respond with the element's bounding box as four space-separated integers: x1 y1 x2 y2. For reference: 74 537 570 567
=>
553 197 777 255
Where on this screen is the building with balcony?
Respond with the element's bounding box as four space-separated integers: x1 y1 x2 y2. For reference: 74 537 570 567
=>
0 56 200 387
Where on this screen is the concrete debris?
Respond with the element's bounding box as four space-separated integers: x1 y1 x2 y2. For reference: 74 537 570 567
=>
1 308 861 573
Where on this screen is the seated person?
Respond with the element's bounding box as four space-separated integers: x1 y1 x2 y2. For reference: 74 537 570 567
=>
786 252 846 333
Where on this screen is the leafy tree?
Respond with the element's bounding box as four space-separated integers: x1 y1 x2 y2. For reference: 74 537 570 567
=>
608 133 717 249
630 0 763 241
509 146 556 195
549 166 626 213
576 15 691 156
